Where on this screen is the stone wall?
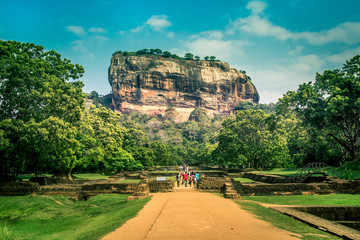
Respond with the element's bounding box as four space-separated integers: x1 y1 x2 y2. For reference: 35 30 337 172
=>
0 182 40 196
197 177 230 192
233 180 360 196
143 179 174 192
243 172 288 183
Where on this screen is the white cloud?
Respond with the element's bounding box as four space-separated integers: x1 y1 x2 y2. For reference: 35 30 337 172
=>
89 27 107 34
130 25 144 33
326 46 360 64
66 25 87 36
131 15 172 33
229 1 360 45
288 46 303 56
146 15 172 31
246 1 267 15
289 55 325 72
93 35 108 43
167 32 175 38
185 38 247 62
200 30 224 40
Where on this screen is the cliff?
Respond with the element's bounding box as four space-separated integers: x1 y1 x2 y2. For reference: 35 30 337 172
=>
108 54 259 120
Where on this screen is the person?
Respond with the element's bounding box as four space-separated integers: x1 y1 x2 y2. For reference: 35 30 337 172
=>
183 172 188 187
195 172 200 187
188 172 192 187
176 172 182 187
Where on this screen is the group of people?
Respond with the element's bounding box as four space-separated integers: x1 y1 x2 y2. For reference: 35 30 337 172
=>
176 170 200 188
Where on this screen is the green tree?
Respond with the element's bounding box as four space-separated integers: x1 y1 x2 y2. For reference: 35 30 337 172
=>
0 119 28 178
210 56 216 61
189 108 209 122
204 56 209 61
184 53 194 60
278 55 360 162
215 110 289 169
150 140 172 168
195 56 200 61
0 40 85 123
234 101 255 111
26 117 80 176
162 51 172 58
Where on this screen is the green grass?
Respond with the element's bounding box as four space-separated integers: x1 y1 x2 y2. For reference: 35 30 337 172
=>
72 173 110 180
332 161 360 180
233 177 255 183
0 194 150 240
252 161 360 180
241 194 360 206
117 179 141 183
235 200 340 240
253 168 300 177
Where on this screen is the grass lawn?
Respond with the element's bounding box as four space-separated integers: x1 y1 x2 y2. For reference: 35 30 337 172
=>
0 194 150 240
253 168 300 177
72 173 110 180
241 194 360 206
252 161 360 180
235 200 340 240
117 179 141 183
233 177 255 183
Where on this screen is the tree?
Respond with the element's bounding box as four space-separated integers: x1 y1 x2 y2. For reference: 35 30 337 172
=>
162 51 172 58
189 108 209 122
215 110 290 169
204 56 209 61
234 101 255 111
26 117 80 175
195 56 200 61
88 90 99 99
210 56 216 61
278 55 360 163
0 40 85 123
184 53 194 60
150 140 172 168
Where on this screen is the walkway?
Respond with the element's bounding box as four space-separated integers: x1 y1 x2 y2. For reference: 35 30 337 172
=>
102 189 299 240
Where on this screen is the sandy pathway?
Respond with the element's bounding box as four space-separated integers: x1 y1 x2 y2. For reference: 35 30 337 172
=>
103 189 299 240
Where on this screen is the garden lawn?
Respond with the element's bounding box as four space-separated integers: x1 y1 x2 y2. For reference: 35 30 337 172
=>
233 177 255 183
0 194 150 240
241 194 360 206
72 173 110 180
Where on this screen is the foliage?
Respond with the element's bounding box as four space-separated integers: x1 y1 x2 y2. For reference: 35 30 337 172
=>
215 110 290 168
0 40 85 123
277 55 360 163
184 52 194 60
113 49 219 62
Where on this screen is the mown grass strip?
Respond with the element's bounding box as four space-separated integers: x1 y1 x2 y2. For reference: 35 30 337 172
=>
0 194 150 240
235 200 340 240
241 194 360 206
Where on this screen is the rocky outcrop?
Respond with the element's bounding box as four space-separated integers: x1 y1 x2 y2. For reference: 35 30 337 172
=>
108 54 260 120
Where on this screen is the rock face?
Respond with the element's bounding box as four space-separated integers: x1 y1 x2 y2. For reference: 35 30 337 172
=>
108 54 259 120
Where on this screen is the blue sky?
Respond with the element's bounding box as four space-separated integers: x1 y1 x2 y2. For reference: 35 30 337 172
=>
1 0 360 103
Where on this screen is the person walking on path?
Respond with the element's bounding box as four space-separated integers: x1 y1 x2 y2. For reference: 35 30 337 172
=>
188 172 192 187
176 172 182 187
195 172 200 187
183 172 188 187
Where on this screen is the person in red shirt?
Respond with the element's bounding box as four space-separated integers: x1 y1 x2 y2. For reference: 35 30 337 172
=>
183 172 188 187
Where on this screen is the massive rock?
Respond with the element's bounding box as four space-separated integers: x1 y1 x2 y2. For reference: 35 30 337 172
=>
108 54 259 120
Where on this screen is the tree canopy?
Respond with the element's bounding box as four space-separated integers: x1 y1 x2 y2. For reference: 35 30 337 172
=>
277 55 360 163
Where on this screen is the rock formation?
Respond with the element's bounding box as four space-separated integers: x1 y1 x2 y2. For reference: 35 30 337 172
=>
108 53 260 120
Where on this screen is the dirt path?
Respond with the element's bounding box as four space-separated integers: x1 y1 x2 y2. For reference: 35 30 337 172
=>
103 188 299 240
